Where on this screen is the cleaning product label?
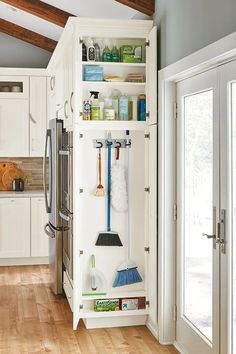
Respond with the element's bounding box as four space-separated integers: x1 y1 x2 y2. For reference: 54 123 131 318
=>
104 108 115 120
121 298 139 311
119 96 129 120
91 106 100 120
83 100 91 120
94 299 120 311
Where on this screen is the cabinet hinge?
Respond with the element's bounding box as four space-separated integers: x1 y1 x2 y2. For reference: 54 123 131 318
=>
146 300 150 307
146 112 150 119
145 40 150 47
79 133 84 138
173 203 177 221
79 250 84 255
79 188 84 194
79 38 83 44
144 247 150 253
144 133 150 139
174 102 178 119
144 187 150 193
79 304 83 310
173 304 177 321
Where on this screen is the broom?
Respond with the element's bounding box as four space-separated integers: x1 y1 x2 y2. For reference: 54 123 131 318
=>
94 147 106 197
96 134 123 246
113 130 142 287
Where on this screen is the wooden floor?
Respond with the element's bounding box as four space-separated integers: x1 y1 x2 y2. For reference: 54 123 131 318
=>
0 265 178 354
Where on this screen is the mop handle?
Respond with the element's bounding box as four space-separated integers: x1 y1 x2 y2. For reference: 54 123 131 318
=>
107 141 112 232
126 130 131 260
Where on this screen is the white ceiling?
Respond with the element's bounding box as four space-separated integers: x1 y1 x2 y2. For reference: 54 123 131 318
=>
0 0 144 41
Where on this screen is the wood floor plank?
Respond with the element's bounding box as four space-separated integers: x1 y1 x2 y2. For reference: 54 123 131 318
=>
0 265 179 354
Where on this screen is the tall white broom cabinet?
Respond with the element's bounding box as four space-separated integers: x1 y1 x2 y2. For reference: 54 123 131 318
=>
47 18 157 336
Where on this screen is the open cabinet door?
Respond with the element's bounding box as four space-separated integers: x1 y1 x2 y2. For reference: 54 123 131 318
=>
146 26 157 126
147 124 158 336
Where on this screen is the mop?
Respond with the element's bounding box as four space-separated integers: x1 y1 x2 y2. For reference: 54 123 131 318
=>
96 134 123 246
113 130 142 287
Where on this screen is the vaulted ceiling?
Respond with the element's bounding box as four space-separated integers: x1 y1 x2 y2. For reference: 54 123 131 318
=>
0 0 154 52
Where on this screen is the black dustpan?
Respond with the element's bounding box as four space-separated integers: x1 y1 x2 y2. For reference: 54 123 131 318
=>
96 137 122 247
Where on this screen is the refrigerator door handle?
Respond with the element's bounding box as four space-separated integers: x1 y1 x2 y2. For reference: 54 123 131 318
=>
43 129 52 213
44 223 55 238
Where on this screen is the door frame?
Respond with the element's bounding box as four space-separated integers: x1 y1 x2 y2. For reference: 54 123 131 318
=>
158 31 236 352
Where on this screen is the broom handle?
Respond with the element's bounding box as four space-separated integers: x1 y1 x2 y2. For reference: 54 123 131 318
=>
126 130 131 260
107 141 112 232
98 148 102 185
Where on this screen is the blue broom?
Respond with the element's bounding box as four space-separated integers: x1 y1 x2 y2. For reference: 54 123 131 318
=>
113 130 142 287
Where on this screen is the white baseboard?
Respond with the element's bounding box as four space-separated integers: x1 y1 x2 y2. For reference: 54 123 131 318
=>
174 341 188 354
146 319 158 340
0 257 49 266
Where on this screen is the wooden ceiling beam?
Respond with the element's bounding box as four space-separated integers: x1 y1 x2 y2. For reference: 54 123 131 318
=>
0 18 57 52
0 0 73 27
115 0 155 16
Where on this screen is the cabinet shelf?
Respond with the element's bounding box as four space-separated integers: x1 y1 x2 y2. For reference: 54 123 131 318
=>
82 61 146 68
82 81 146 88
77 120 147 131
82 290 147 301
81 308 149 319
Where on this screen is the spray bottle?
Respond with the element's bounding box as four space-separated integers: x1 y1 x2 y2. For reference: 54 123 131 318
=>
90 91 100 120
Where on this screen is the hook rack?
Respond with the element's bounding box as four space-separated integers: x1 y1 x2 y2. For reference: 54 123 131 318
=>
93 139 131 149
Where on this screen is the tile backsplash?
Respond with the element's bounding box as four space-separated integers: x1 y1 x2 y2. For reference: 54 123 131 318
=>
0 157 43 190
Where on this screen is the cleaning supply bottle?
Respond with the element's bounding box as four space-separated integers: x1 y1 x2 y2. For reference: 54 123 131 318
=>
87 39 96 61
94 42 101 61
82 42 87 61
111 90 120 120
129 95 138 121
90 91 100 120
99 94 105 120
119 94 129 120
111 46 120 62
102 45 111 62
104 98 115 120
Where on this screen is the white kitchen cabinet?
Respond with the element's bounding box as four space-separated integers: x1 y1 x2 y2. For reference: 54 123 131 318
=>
0 198 30 258
31 197 49 257
30 77 47 156
0 99 29 157
47 18 157 334
62 39 74 130
0 76 29 99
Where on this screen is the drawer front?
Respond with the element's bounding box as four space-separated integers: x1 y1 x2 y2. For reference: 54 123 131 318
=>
63 271 73 311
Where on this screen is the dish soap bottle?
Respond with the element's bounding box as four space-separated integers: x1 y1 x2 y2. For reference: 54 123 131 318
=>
90 91 100 120
111 46 120 62
87 39 96 61
102 45 111 62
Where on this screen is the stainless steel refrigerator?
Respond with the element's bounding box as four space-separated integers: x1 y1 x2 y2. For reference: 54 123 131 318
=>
43 118 63 295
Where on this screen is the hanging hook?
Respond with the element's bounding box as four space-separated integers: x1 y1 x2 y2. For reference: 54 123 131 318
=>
96 140 103 148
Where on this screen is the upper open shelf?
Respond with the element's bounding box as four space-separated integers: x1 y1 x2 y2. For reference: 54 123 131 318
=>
82 61 146 68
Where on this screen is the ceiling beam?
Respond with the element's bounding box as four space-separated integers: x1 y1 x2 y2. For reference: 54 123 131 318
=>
115 0 155 16
0 0 73 27
0 18 57 52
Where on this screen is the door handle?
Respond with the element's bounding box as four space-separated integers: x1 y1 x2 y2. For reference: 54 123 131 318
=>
44 223 55 238
202 233 216 239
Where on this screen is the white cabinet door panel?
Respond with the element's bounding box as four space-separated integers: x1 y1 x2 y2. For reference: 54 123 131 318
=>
0 99 29 157
31 197 49 257
0 198 30 258
30 77 47 156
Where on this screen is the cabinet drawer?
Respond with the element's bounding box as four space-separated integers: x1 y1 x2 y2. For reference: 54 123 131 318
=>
63 271 73 311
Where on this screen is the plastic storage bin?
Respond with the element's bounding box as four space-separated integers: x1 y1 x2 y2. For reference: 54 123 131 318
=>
84 65 104 81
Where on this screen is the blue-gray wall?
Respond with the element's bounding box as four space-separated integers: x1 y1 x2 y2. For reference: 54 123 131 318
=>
154 0 236 68
0 33 51 68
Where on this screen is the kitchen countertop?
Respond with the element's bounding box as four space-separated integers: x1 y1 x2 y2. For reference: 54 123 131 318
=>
0 191 44 198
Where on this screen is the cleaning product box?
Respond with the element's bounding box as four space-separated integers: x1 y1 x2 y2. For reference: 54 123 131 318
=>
94 299 120 312
121 298 139 311
84 65 104 81
120 45 142 63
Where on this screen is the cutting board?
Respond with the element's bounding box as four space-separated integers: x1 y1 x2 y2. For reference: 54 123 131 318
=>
2 164 25 191
0 162 16 191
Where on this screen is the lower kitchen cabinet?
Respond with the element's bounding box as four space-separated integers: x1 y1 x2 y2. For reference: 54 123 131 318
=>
0 198 30 258
31 197 49 257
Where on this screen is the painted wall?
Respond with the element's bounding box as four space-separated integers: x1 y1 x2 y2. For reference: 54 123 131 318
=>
154 0 236 68
0 33 52 68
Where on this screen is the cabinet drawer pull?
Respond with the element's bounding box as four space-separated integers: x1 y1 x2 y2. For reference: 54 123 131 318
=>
64 100 69 119
70 92 74 113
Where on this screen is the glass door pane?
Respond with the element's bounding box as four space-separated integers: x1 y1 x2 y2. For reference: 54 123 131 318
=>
183 90 213 342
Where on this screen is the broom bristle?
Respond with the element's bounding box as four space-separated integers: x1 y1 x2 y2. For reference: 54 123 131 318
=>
96 232 123 246
113 267 142 287
94 186 106 197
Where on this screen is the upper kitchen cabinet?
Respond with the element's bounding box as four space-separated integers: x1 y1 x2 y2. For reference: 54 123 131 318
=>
0 76 29 99
0 98 29 157
30 77 47 156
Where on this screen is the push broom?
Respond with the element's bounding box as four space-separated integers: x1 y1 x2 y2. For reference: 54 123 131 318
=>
113 130 142 287
96 133 123 247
